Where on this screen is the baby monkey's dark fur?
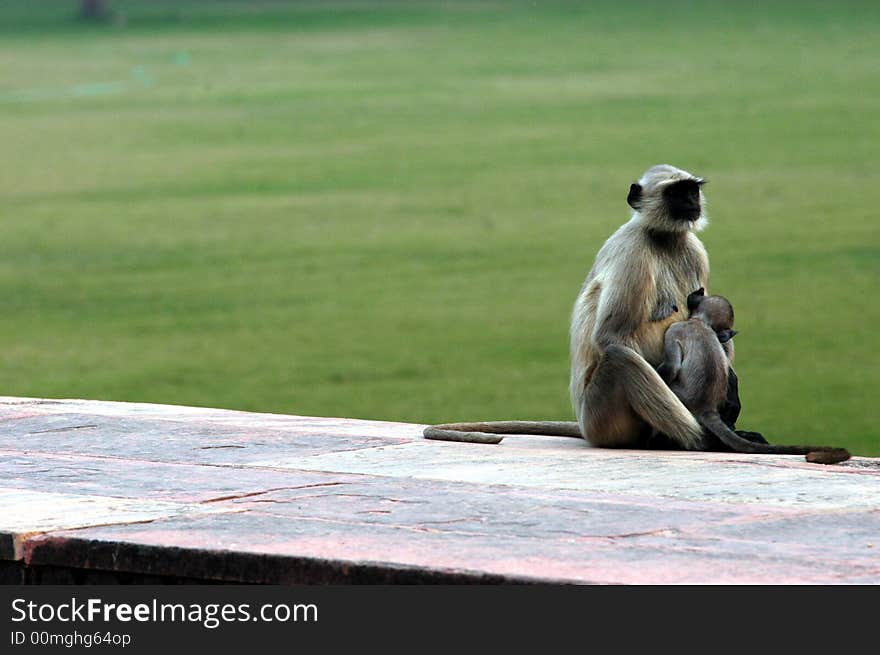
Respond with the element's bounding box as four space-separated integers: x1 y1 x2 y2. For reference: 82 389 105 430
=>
659 289 850 464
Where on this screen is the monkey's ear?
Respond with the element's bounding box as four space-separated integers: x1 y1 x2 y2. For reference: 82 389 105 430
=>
627 183 642 210
717 329 737 343
686 288 705 313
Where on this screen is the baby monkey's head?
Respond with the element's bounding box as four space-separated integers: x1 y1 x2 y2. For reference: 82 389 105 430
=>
687 288 737 343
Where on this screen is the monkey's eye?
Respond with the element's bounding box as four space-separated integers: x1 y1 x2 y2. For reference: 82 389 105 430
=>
672 305 679 312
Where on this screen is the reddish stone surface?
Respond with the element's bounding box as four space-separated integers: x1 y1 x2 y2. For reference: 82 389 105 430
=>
1 397 878 584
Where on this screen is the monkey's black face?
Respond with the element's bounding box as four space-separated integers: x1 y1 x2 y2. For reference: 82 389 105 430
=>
663 179 704 221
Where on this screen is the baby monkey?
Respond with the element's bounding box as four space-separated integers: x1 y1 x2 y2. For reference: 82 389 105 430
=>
658 289 850 464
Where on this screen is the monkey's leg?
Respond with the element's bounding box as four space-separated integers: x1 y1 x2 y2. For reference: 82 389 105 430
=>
581 344 706 450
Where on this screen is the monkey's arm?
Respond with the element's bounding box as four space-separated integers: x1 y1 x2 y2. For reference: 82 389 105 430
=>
657 338 683 384
592 257 652 351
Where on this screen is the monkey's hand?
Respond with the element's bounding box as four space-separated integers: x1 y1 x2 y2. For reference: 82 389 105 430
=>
650 297 681 323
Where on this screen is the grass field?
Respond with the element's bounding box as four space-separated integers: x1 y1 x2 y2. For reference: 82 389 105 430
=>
1 1 877 454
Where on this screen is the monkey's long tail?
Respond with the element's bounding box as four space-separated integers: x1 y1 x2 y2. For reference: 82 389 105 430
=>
423 421 582 445
698 412 850 464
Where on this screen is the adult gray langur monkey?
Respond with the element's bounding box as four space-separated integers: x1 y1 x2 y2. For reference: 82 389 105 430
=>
424 164 742 449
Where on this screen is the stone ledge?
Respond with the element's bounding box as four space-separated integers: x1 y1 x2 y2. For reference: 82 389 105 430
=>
1 397 877 584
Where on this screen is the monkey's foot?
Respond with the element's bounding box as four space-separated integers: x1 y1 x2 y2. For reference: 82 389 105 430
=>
734 430 768 445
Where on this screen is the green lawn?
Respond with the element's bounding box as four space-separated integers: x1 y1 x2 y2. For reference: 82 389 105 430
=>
1 1 877 454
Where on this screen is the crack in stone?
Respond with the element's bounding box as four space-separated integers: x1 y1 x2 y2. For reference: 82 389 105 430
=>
196 445 247 450
324 493 427 505
28 424 98 435
17 516 167 562
605 528 677 540
201 482 346 504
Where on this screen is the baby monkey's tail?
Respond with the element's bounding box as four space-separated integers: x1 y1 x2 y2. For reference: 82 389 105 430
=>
698 412 850 465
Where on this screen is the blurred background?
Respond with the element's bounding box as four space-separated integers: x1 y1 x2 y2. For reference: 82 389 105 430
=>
1 1 877 454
